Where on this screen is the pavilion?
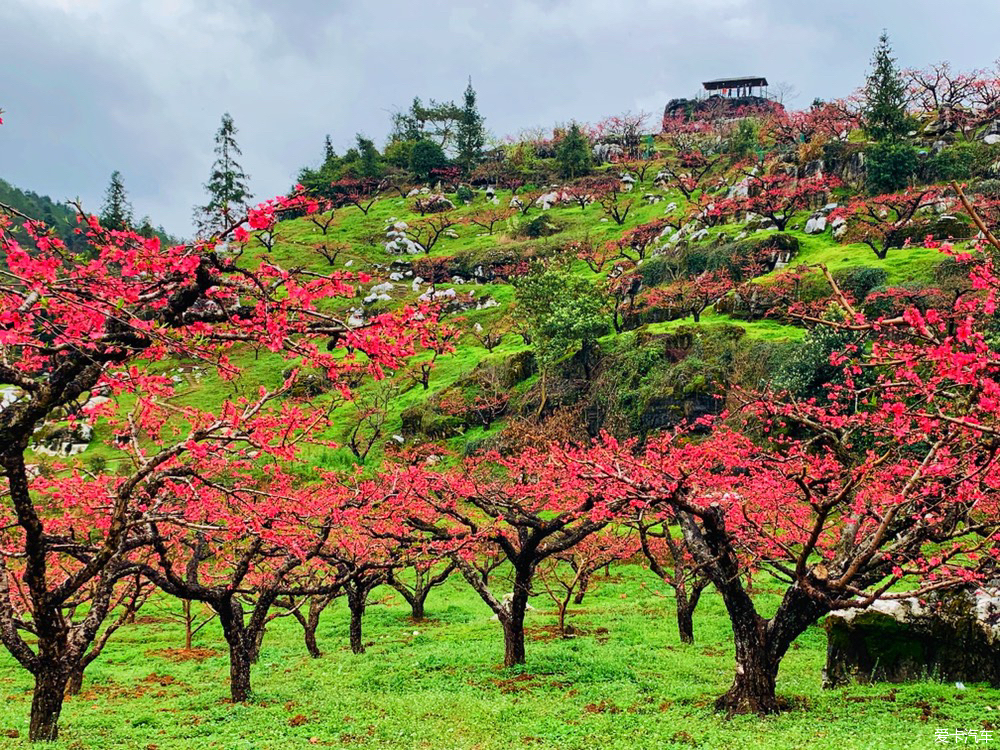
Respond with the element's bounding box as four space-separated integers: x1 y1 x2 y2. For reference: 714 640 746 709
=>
701 76 769 99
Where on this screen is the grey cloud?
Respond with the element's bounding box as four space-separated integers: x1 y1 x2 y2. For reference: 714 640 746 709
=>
3 0 1000 236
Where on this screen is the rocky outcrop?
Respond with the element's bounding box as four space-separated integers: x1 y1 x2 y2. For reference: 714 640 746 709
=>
824 586 1000 688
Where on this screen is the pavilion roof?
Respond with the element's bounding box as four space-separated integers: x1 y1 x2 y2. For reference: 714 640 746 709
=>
702 76 768 90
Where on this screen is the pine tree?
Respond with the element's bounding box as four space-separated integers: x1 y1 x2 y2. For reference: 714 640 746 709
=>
193 113 253 236
861 31 908 142
323 134 336 166
99 170 133 231
556 123 593 178
456 79 485 173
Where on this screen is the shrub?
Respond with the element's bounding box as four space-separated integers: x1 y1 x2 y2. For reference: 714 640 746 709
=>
832 266 889 302
456 185 475 204
409 139 448 181
864 140 918 193
384 139 415 169
638 256 675 287
974 178 1000 199
514 214 563 239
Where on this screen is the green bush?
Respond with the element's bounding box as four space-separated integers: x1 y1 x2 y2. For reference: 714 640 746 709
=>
865 141 918 193
638 256 675 287
409 139 448 181
514 214 563 239
383 139 415 169
974 178 1000 198
832 266 889 302
923 141 999 182
455 185 474 204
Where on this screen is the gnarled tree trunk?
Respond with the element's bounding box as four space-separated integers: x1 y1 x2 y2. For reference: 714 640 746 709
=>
215 598 256 702
501 567 532 667
346 587 367 655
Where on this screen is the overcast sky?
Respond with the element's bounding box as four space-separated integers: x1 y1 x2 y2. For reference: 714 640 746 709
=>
2 0 999 237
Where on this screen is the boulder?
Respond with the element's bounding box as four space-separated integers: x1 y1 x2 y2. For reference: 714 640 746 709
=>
804 216 828 234
31 423 94 457
824 586 1000 688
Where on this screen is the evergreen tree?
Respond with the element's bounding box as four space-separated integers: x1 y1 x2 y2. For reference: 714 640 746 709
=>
323 134 336 166
861 31 908 142
456 78 485 173
355 134 382 178
193 113 252 236
556 123 593 178
99 170 133 231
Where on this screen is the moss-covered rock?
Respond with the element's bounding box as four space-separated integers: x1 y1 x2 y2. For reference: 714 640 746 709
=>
824 589 1000 688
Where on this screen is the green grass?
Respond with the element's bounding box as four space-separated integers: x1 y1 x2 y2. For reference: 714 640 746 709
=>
0 566 990 749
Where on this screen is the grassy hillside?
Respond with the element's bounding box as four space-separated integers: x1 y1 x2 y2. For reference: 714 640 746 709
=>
104 168 949 470
0 566 987 750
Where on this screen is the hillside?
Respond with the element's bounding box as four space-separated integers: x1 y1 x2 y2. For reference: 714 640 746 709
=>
7 41 1000 749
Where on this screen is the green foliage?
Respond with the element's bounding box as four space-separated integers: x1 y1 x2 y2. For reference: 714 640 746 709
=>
556 123 593 178
193 112 253 236
515 267 607 372
924 141 1000 182
638 256 674 287
832 266 889 302
383 139 415 169
99 170 133 231
515 214 563 239
864 140 918 193
355 133 383 178
861 32 908 142
409 139 448 181
0 178 87 253
456 79 486 173
772 315 868 401
724 119 759 159
456 185 475 204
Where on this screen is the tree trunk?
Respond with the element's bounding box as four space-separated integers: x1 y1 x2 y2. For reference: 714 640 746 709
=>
216 600 253 702
502 616 526 667
30 667 69 742
64 666 84 697
347 591 366 655
303 620 321 659
183 599 193 651
410 594 426 621
501 569 531 667
573 571 590 605
227 638 253 703
676 595 696 645
715 619 781 715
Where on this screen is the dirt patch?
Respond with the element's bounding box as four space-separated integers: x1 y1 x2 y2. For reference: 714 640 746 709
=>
671 730 698 746
488 673 536 694
141 673 177 687
147 647 220 662
584 700 621 714
132 616 171 625
289 714 309 727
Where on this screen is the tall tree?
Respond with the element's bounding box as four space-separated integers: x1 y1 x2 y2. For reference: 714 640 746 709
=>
556 123 593 178
99 170 132 231
355 133 382 178
861 31 909 142
193 113 253 236
456 78 485 173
